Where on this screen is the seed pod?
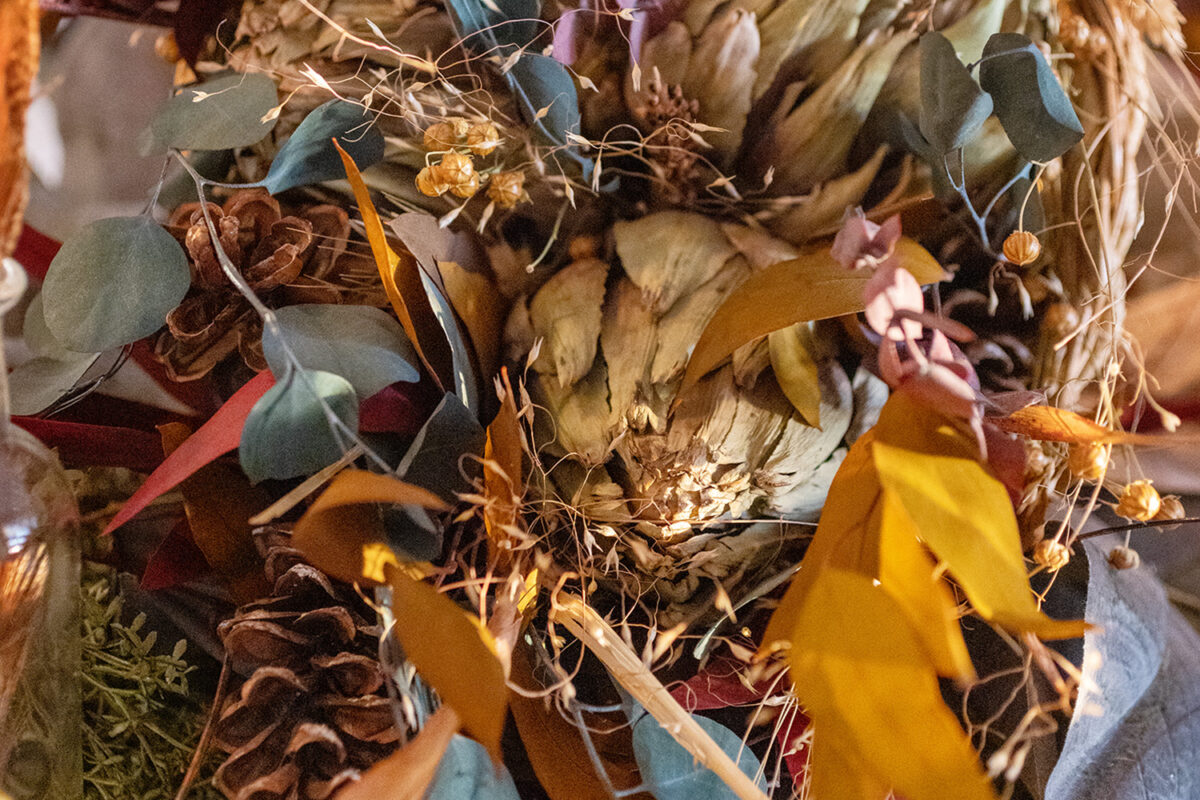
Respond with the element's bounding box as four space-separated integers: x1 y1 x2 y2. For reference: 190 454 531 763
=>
1153 494 1185 522
1033 539 1070 571
155 32 181 64
415 165 450 197
466 122 500 156
438 152 474 187
1115 479 1161 521
447 117 471 139
1067 441 1108 482
1107 546 1141 570
450 171 480 199
488 171 525 209
422 122 457 150
1002 230 1041 266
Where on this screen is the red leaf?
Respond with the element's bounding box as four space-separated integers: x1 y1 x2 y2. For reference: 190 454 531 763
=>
13 224 60 283
104 371 274 534
12 417 163 471
774 709 811 792
358 379 439 435
668 658 769 712
140 520 214 591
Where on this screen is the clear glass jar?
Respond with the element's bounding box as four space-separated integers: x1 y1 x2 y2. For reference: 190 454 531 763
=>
0 258 82 799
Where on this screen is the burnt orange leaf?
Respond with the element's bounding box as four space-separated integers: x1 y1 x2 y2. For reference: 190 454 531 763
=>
337 706 459 800
158 422 269 602
292 469 448 586
483 368 524 556
335 140 453 392
387 564 508 763
993 405 1148 444
680 237 943 396
438 259 508 384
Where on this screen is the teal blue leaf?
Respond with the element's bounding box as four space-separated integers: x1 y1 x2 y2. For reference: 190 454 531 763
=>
396 393 484 503
262 304 419 401
631 713 766 800
919 32 993 153
263 100 385 194
425 735 521 800
508 54 584 153
239 368 359 482
149 72 279 151
42 216 190 352
444 0 540 52
978 33 1083 163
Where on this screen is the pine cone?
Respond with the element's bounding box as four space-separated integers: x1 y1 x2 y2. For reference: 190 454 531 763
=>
154 190 384 382
212 528 398 800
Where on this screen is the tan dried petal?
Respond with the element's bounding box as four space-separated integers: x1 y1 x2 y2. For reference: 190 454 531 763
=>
1153 494 1186 521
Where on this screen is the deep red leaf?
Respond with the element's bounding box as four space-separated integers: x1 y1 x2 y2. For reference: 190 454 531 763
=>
358 379 439 436
12 417 163 471
668 658 769 712
12 224 60 283
775 709 811 792
103 370 274 534
983 421 1026 506
140 519 214 591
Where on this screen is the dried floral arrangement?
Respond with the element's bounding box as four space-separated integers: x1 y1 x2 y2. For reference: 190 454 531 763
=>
5 0 1200 799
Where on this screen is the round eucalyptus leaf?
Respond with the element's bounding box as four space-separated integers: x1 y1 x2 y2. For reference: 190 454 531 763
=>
632 712 766 800
919 32 993 154
21 293 69 361
42 216 190 352
239 368 359 483
8 352 103 416
425 735 521 800
262 304 419 401
149 72 279 151
263 100 385 194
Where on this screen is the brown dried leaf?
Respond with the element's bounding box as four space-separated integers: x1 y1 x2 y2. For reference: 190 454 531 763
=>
336 706 459 800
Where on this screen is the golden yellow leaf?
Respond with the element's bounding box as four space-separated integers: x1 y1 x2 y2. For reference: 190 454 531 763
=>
768 324 822 428
292 469 448 586
438 259 508 384
992 405 1155 444
680 237 943 396
337 706 459 800
387 564 508 763
809 733 889 800
335 140 454 391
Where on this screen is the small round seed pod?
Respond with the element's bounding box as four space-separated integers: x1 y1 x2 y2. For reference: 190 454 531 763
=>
487 171 525 209
1003 230 1041 266
1115 479 1161 521
450 171 480 199
1107 546 1141 570
416 165 451 197
448 117 472 139
1153 494 1185 522
1067 441 1109 482
422 122 457 150
438 152 475 187
155 32 181 64
1042 302 1080 339
1033 539 1070 571
466 122 500 156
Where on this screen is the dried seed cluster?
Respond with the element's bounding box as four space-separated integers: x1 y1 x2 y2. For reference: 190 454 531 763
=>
416 118 526 208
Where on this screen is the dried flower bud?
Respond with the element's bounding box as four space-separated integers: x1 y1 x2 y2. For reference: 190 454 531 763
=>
1033 539 1070 571
1115 479 1161 521
1107 546 1141 570
488 171 525 208
450 171 480 199
438 152 475 187
1067 441 1109 482
155 32 180 64
466 122 500 156
423 122 457 150
416 165 450 197
448 117 471 139
1042 302 1080 340
1002 230 1041 266
1153 494 1185 522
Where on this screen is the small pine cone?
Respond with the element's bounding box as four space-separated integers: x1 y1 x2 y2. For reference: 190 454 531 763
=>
212 527 399 800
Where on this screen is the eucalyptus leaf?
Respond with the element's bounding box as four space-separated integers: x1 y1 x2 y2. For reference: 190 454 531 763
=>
631 712 766 800
444 0 541 52
149 72 279 151
425 735 521 800
262 304 419 401
508 53 585 157
978 33 1083 163
239 368 359 483
21 293 68 361
919 32 993 154
420 270 479 413
42 216 190 352
263 100 385 194
8 352 102 416
396 393 484 503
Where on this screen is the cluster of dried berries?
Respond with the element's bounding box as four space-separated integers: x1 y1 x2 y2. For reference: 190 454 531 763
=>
415 118 526 208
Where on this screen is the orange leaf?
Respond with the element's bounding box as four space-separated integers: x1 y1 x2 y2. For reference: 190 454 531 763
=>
993 405 1152 444
484 368 524 555
438 259 508 384
337 706 459 800
387 564 508 763
335 140 453 392
292 469 448 586
680 238 943 396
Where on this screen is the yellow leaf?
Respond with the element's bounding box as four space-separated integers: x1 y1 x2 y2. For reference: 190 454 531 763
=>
791 569 995 800
872 394 1087 640
335 140 454 391
768 324 821 428
438 259 508 383
293 469 448 586
809 728 890 800
387 565 508 763
680 237 942 396
337 706 459 800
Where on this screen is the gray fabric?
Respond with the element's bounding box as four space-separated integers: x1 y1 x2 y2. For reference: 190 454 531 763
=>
1045 541 1200 800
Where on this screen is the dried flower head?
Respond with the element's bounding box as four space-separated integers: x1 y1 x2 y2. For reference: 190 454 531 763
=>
416 165 450 197
1067 441 1109 482
1115 479 1161 521
1033 539 1070 571
1107 546 1141 570
487 171 525 208
466 122 500 156
422 121 457 150
1002 230 1041 266
450 171 480 199
1153 494 1186 522
438 151 475 188
447 116 471 139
